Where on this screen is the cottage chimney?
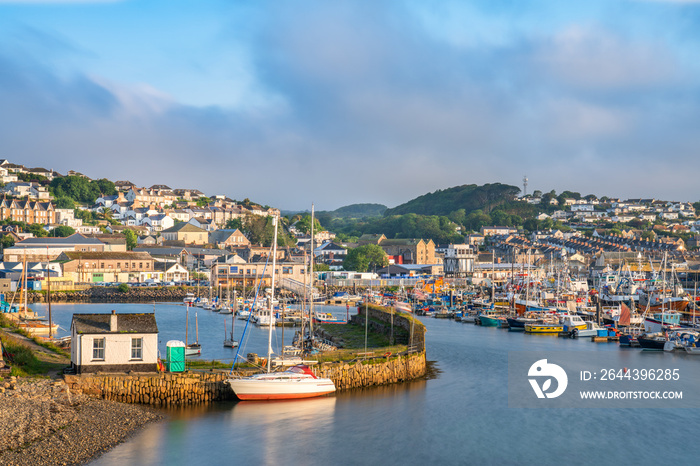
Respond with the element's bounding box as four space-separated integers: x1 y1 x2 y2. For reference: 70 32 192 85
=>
110 310 118 332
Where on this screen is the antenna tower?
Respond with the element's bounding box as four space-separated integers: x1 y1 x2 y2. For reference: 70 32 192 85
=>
522 175 528 196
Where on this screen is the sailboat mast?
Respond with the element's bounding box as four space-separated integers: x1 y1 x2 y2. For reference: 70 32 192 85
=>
267 215 279 373
309 204 315 338
47 245 52 339
185 303 189 346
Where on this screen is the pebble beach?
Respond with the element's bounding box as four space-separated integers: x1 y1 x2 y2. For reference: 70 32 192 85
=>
0 378 164 466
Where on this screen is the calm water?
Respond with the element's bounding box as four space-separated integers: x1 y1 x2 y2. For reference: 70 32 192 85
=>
34 304 700 465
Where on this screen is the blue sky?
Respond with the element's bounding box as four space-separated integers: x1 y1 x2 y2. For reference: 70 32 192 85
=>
1 0 700 210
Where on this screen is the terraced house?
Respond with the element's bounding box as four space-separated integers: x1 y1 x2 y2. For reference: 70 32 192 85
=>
0 198 56 224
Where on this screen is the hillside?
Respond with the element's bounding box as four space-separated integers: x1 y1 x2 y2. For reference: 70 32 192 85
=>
384 183 521 217
331 203 387 218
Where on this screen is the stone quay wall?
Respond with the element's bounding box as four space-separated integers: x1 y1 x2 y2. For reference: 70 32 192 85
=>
63 351 426 406
63 371 236 406
316 351 426 390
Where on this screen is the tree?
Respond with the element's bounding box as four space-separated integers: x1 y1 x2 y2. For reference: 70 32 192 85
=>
53 225 75 237
100 207 113 221
225 218 243 230
343 244 388 272
26 224 48 237
1 235 15 249
124 229 138 251
295 215 325 234
54 196 75 209
532 190 543 198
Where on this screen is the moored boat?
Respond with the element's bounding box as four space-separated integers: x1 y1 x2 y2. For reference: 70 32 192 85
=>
637 332 667 351
226 365 336 400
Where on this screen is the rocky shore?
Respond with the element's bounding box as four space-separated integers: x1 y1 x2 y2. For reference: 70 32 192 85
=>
0 377 164 466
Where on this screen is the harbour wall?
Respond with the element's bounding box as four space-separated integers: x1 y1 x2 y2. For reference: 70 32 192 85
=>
62 351 426 406
10 287 300 303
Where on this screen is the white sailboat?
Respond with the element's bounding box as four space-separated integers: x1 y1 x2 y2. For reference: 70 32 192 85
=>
226 215 336 400
185 304 201 356
224 311 238 348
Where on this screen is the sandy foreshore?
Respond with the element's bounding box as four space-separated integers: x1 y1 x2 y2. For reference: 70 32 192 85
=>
0 377 164 466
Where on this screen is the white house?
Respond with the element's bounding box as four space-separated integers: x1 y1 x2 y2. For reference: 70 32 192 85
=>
571 204 594 212
142 214 175 232
70 311 158 373
154 262 189 282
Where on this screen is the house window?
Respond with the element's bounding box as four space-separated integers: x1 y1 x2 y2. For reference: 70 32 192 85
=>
131 338 143 360
139 262 143 269
101 263 105 269
117 262 121 268
93 338 105 360
132 262 136 268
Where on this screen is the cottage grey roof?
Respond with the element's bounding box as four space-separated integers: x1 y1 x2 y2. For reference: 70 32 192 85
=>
72 313 158 334
15 233 103 247
162 223 206 233
133 247 186 257
209 229 246 244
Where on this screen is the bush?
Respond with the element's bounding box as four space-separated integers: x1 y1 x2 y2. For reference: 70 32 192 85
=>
118 283 129 293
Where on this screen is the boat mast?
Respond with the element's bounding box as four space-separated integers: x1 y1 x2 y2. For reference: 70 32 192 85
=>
266 214 279 373
300 248 308 349
46 245 52 339
185 303 189 346
309 204 315 339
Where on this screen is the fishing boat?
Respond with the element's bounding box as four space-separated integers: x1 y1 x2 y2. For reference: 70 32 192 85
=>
638 332 667 351
525 314 586 334
644 311 682 333
662 330 700 352
183 292 196 304
313 311 346 324
225 215 336 400
569 321 605 338
479 313 505 327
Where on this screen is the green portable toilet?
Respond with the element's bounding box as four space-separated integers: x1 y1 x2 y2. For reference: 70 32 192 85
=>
166 340 186 373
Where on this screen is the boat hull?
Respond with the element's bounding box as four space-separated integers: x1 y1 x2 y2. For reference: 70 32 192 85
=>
479 315 502 327
227 376 336 400
638 335 666 351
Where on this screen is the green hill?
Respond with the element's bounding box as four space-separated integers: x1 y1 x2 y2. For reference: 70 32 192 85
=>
384 183 521 217
332 203 387 218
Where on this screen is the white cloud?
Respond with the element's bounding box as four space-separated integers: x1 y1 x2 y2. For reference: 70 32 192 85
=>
534 25 678 90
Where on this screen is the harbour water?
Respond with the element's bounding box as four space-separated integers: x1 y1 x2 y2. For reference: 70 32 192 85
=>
35 304 700 465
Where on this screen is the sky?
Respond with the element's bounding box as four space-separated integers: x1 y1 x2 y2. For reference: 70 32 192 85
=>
1 0 700 211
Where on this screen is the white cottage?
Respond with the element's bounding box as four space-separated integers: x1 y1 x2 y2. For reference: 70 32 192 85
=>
70 311 159 373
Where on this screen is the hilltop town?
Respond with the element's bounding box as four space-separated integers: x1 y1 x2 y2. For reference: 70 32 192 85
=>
1 160 699 292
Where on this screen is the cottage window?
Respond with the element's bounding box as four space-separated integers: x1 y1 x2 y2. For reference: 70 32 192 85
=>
131 338 143 360
93 338 105 360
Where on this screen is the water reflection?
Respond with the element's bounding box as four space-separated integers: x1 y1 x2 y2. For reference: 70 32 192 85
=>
83 312 700 465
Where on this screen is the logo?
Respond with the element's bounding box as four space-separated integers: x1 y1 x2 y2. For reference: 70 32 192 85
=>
528 359 568 399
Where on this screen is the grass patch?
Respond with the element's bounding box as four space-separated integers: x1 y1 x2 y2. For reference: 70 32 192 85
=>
185 359 233 370
0 314 69 358
0 336 65 377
